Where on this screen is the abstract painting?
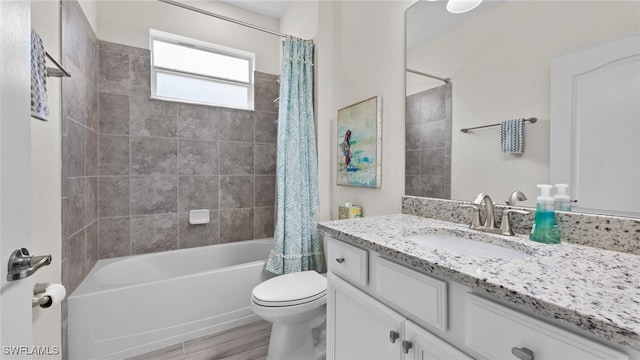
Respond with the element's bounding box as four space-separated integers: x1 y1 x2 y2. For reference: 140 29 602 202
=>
337 96 382 188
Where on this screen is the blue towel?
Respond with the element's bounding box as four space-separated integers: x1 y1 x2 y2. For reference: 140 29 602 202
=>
31 29 49 121
501 118 525 154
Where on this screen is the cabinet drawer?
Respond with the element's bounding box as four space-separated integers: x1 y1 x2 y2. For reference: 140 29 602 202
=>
376 257 447 331
327 238 368 287
466 293 628 360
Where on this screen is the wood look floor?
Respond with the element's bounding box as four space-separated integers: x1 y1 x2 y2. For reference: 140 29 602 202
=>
128 320 271 360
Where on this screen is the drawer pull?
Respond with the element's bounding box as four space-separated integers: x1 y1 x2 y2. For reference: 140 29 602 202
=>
336 257 345 263
511 347 535 360
389 330 399 343
402 340 412 354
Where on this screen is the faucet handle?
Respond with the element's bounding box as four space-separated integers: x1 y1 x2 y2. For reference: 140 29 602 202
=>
460 204 483 230
500 209 530 236
505 190 527 206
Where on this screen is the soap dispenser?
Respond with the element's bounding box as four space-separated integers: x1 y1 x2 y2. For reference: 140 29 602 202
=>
530 184 561 244
554 184 571 211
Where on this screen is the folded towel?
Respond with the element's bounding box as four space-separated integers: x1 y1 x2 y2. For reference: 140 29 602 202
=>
31 29 49 121
500 118 525 154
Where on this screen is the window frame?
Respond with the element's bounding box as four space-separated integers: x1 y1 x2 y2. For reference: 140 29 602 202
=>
149 29 255 110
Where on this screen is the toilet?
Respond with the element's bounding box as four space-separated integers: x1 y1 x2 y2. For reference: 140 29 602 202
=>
251 270 327 360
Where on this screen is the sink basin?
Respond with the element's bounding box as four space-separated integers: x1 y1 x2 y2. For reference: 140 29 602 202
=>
405 233 531 260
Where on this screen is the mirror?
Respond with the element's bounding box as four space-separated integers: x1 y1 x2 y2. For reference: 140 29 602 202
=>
406 0 640 216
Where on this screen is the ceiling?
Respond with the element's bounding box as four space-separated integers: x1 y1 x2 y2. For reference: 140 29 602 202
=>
407 0 503 50
220 0 292 19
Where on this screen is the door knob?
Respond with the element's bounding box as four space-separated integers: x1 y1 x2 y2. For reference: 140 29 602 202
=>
7 248 52 281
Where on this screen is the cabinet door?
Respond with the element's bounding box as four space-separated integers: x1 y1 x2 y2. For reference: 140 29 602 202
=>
466 294 628 360
327 273 404 360
403 321 473 360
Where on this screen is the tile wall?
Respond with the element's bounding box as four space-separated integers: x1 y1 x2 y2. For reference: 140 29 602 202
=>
60 1 98 356
97 41 279 260
60 0 280 296
405 83 452 199
61 0 99 296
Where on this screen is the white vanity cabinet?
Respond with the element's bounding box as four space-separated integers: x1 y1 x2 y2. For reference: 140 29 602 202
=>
326 237 472 360
328 273 471 360
325 236 633 360
405 320 473 360
327 272 403 359
466 293 629 360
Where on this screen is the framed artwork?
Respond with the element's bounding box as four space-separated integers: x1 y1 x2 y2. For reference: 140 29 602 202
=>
337 96 382 188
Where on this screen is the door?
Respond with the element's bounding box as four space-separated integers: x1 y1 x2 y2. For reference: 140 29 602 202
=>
403 321 472 360
0 0 34 358
327 273 404 360
550 35 640 217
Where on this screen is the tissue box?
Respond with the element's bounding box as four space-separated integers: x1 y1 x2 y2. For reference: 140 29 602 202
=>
339 205 362 219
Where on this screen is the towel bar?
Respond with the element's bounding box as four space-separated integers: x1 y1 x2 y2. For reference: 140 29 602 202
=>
45 51 71 78
460 117 537 133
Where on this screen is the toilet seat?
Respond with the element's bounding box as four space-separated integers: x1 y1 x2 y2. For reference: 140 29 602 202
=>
252 271 327 307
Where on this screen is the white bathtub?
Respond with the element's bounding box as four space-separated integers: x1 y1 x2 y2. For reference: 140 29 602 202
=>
68 238 274 360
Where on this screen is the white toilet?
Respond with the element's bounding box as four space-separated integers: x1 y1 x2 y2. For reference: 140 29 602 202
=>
251 270 327 360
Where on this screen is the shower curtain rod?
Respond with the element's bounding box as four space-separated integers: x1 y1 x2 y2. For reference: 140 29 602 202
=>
157 0 312 43
406 68 450 84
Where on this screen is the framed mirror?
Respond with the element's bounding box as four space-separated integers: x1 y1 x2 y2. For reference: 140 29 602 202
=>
405 0 640 217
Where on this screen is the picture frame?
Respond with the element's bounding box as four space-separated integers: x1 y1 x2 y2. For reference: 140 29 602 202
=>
337 96 382 188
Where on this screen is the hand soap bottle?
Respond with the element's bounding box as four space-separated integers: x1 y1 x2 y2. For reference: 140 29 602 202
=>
530 184 561 244
554 184 571 211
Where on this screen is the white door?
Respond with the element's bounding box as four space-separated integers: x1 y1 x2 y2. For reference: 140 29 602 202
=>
403 321 472 360
550 35 640 217
0 0 35 358
327 273 404 360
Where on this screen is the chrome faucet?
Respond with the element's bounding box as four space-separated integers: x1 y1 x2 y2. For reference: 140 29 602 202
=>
473 193 500 232
462 192 530 236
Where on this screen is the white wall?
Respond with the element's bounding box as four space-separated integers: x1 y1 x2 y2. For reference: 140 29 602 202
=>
408 1 640 206
31 2 63 357
329 1 412 218
78 0 98 34
280 0 318 41
97 1 281 74
283 0 412 220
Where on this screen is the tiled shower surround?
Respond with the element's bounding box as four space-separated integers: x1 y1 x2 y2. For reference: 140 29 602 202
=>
405 83 452 199
61 0 280 295
97 41 279 263
61 0 99 296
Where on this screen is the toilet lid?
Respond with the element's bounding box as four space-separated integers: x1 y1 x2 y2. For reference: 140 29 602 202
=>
252 271 327 307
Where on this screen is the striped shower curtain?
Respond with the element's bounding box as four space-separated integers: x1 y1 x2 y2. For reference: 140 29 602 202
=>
265 37 326 274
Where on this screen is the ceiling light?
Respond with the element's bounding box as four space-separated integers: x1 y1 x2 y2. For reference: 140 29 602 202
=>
446 0 483 14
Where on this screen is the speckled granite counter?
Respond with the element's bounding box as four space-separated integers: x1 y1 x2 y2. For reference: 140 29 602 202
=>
318 214 640 352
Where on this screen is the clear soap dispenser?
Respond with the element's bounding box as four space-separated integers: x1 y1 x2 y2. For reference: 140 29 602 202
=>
530 184 561 244
554 184 571 211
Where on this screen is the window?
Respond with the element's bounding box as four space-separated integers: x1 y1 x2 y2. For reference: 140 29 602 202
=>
150 29 255 109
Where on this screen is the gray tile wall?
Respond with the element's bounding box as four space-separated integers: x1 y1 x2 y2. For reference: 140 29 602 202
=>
97 41 280 260
61 1 99 357
405 83 452 199
61 2 280 300
61 0 99 296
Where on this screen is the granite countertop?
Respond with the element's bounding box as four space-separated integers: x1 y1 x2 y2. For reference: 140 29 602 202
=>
318 214 640 351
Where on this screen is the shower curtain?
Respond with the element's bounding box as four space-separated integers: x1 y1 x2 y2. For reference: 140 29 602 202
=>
266 37 326 274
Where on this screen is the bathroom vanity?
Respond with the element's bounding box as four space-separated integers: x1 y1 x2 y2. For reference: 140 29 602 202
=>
319 210 640 360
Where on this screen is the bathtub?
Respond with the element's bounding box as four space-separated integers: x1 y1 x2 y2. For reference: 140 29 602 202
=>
68 238 274 360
